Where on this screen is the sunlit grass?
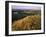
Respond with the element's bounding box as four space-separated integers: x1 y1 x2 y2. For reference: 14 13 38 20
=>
12 15 41 31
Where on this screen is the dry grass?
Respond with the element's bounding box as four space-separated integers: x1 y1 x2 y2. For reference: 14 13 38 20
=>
12 15 41 31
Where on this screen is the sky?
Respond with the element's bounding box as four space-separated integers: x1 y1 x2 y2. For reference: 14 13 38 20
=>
12 5 41 10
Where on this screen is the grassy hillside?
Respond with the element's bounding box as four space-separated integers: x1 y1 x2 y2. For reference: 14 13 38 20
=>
12 10 41 22
12 10 41 31
12 15 41 31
